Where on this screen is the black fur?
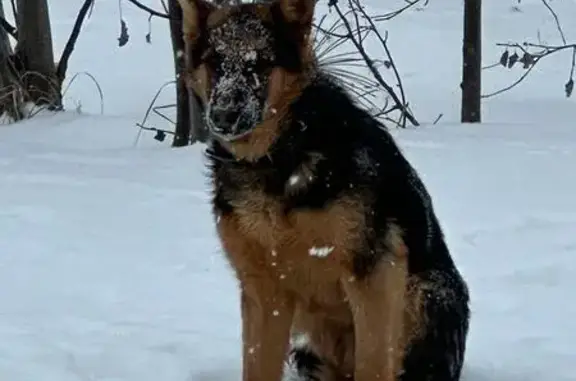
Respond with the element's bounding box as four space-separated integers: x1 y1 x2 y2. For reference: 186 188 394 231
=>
207 72 470 380
288 347 324 381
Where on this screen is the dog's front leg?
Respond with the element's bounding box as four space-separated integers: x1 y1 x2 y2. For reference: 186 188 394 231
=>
342 245 409 381
241 278 294 381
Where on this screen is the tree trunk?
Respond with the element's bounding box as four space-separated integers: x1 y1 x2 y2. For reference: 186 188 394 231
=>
15 0 61 108
0 1 12 54
461 0 481 123
0 0 23 120
168 0 207 147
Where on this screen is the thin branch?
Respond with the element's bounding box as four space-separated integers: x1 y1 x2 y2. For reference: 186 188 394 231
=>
125 0 171 19
488 0 576 98
351 0 410 127
312 22 349 39
56 0 95 81
373 0 428 22
484 42 576 98
62 71 104 115
541 0 566 45
482 59 539 98
160 0 169 14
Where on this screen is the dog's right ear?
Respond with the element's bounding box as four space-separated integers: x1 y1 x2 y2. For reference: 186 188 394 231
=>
176 0 215 44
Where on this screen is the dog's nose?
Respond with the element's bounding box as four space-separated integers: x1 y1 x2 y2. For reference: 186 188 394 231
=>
210 108 241 132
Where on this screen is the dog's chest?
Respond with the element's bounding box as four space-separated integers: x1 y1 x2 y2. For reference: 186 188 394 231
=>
218 194 344 306
230 189 344 258
218 181 365 287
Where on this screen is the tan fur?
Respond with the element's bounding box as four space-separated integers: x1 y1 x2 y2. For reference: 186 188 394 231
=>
339 226 407 381
386 225 429 348
217 190 365 381
185 63 211 103
176 0 214 42
222 190 365 258
207 7 232 28
280 0 315 26
291 276 428 381
217 179 428 381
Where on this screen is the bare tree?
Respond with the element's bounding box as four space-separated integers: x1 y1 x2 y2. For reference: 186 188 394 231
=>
15 0 61 107
168 0 195 146
0 0 94 121
0 0 21 120
169 0 207 146
461 0 482 123
128 0 208 146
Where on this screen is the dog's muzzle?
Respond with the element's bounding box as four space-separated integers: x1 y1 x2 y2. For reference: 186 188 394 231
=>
206 106 258 141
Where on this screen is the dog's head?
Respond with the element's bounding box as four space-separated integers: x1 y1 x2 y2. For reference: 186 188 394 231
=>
178 0 317 160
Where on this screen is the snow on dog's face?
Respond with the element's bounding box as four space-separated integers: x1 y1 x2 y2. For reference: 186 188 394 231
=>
202 13 275 140
178 0 316 153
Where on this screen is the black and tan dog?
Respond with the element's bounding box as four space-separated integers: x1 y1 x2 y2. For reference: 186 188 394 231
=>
177 0 470 380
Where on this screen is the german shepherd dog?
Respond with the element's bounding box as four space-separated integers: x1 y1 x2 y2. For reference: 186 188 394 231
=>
177 0 470 380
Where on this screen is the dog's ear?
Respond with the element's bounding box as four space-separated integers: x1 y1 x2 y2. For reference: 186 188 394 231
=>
177 0 215 44
278 0 315 28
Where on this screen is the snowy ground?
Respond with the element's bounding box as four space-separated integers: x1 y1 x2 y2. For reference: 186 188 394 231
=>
1 0 575 380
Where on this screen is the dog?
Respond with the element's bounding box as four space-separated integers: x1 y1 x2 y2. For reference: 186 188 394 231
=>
177 0 471 380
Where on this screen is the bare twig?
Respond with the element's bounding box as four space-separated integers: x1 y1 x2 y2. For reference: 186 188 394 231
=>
541 0 566 45
62 71 105 115
373 0 428 22
327 0 419 127
350 0 410 127
488 0 575 98
125 0 171 19
56 0 95 82
160 0 169 14
485 41 576 98
134 80 179 146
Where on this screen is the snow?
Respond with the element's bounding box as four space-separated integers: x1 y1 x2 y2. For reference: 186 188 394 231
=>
1 0 575 380
288 174 301 186
309 246 335 258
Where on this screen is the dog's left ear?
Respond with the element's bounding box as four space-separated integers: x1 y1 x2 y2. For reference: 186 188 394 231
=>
278 0 316 29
